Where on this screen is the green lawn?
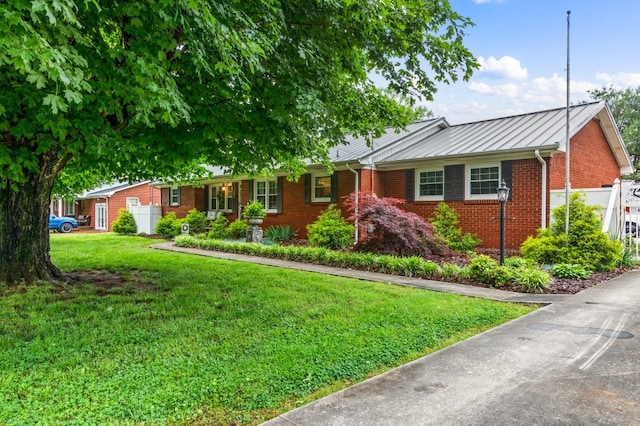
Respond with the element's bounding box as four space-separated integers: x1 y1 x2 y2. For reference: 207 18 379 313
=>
0 234 536 425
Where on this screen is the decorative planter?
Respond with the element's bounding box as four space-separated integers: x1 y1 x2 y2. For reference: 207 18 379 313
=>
246 217 264 226
246 216 264 243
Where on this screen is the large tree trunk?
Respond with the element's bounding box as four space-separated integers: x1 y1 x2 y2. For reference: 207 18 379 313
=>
0 154 66 284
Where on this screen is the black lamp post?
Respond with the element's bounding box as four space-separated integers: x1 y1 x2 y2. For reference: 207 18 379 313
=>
497 180 511 265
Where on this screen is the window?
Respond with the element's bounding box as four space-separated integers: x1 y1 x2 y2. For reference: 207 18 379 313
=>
417 169 444 200
313 175 332 202
468 165 500 199
126 197 140 207
169 186 180 206
255 179 278 212
63 200 75 216
209 183 235 212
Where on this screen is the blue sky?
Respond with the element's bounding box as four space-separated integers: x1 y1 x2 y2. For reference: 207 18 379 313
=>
417 0 640 124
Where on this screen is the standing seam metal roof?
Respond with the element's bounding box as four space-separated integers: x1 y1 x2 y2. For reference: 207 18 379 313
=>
381 101 607 162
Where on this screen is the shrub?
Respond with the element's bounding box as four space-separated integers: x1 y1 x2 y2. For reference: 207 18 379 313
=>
430 202 481 251
511 268 550 293
243 200 266 218
440 263 461 278
208 214 229 240
551 263 591 280
227 219 248 240
183 209 209 234
307 204 354 249
264 225 298 243
520 194 622 272
112 208 137 235
155 212 182 239
345 192 450 258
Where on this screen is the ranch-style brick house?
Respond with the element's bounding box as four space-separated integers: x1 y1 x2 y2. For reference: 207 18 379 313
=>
52 181 161 232
158 101 633 249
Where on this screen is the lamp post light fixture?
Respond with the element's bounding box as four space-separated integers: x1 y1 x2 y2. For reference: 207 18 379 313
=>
497 180 511 265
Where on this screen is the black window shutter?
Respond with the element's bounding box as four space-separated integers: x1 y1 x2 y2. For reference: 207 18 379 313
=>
203 185 209 211
177 187 181 206
247 179 254 201
501 160 513 201
277 176 284 213
405 169 415 202
231 183 238 213
303 174 311 203
331 172 338 203
165 188 170 206
444 165 464 201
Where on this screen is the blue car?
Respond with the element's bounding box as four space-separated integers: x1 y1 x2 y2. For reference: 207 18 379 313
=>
49 214 78 233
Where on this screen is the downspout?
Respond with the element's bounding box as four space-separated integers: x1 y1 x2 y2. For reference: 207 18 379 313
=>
346 163 359 243
535 150 547 229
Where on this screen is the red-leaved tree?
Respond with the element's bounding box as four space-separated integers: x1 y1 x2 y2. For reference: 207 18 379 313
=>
344 192 451 258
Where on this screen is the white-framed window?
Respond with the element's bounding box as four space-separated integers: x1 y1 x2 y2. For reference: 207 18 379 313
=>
254 179 278 212
312 174 332 202
169 186 180 206
467 164 500 200
63 200 75 216
126 197 140 207
209 183 235 212
416 169 444 200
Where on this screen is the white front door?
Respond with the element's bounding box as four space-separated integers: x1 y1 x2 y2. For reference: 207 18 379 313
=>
95 203 107 231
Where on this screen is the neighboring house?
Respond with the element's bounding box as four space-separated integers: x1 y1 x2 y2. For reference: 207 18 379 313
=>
158 101 633 249
72 181 161 231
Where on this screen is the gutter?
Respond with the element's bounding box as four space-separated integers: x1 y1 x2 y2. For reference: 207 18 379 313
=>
345 163 359 243
535 150 547 229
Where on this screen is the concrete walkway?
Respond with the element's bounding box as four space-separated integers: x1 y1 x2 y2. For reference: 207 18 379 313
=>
152 243 640 425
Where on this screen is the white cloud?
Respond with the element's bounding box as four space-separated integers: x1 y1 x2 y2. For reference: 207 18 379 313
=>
469 82 520 98
472 0 505 4
477 56 528 80
595 72 640 88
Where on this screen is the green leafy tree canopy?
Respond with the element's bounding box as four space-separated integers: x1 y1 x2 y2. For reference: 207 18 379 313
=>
0 0 477 283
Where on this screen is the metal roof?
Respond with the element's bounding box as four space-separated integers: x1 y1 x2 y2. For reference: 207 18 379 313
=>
381 101 612 163
78 181 151 199
326 118 444 163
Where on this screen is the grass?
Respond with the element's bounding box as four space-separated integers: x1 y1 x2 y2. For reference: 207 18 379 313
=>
0 234 536 425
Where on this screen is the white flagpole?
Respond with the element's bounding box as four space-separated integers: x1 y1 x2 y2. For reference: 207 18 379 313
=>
565 10 571 235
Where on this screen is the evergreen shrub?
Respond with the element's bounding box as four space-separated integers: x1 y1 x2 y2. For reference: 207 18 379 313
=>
112 208 137 234
307 204 354 249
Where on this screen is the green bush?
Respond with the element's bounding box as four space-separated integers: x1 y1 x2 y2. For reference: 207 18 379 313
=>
307 204 354 250
511 268 550 293
466 254 506 286
551 263 591 280
155 212 182 239
227 219 248 240
207 214 229 240
111 208 137 234
520 194 622 272
184 209 209 234
440 262 461 278
264 225 298 243
430 202 481 251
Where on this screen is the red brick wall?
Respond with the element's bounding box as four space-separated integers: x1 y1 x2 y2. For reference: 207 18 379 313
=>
239 171 357 239
378 161 546 249
72 183 160 231
161 186 206 218
360 169 384 196
549 119 621 190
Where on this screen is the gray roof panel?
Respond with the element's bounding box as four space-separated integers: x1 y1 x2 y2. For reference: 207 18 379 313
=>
382 102 606 162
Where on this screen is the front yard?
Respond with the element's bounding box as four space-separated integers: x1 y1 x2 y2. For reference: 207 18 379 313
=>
0 234 535 425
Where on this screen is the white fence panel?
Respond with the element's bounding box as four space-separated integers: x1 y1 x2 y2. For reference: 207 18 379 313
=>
128 205 163 234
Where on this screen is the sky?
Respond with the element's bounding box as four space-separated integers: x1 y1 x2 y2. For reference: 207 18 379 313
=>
413 0 640 124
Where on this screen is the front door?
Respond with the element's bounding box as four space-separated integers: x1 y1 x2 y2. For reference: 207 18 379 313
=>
95 203 107 231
